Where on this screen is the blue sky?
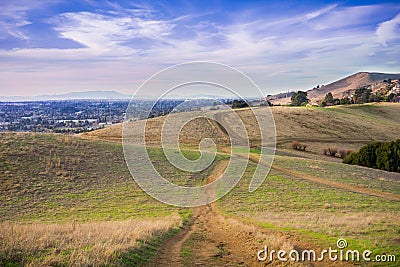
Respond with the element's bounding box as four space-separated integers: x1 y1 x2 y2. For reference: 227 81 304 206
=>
0 0 399 97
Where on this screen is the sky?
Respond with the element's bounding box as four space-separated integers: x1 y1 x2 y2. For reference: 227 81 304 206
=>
0 0 400 97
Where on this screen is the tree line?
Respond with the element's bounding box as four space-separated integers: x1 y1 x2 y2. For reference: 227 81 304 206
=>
343 140 400 173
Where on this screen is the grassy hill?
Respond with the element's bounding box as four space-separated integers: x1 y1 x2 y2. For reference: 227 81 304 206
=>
80 102 400 263
82 102 400 154
0 133 214 266
270 72 400 104
307 72 400 101
2 103 400 266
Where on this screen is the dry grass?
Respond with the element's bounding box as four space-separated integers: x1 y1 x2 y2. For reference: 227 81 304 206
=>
80 115 229 148
253 211 399 237
81 103 400 155
0 215 181 266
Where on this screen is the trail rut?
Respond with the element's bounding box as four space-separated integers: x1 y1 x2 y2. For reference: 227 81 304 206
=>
147 161 350 267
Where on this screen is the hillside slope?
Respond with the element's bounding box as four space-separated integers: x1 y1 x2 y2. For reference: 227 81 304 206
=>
307 72 400 100
81 103 400 154
270 72 400 104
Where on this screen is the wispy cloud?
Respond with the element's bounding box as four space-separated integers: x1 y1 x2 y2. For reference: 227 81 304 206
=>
0 0 60 40
49 11 175 54
0 1 399 96
376 12 400 46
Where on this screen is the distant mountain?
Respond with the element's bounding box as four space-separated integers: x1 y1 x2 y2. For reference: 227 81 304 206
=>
0 91 246 102
0 91 132 101
269 72 400 104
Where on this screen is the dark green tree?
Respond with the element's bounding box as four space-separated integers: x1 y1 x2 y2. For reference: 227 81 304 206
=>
324 92 334 104
291 91 309 106
231 99 249 109
387 93 396 102
353 86 371 104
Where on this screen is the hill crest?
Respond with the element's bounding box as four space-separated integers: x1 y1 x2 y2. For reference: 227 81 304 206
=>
270 72 400 104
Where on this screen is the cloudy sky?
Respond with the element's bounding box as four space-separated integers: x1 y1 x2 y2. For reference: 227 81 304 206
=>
0 0 399 97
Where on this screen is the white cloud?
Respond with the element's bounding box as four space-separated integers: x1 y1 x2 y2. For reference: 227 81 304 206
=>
50 11 175 53
1 2 400 96
305 4 338 20
376 13 400 46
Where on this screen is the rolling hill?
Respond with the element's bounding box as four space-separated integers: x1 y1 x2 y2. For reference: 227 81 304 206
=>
82 103 400 265
81 102 400 155
270 72 400 104
2 103 400 266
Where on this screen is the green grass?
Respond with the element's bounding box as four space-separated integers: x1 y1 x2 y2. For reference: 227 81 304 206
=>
0 133 220 223
274 155 400 194
218 159 400 258
0 133 207 266
324 103 400 126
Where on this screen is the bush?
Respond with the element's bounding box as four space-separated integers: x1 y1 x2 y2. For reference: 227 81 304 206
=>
323 146 342 157
343 140 400 173
291 141 307 151
327 146 337 156
338 149 353 158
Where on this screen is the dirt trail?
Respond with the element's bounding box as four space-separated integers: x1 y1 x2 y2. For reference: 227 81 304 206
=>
148 161 350 267
244 153 400 202
272 163 400 201
148 161 269 267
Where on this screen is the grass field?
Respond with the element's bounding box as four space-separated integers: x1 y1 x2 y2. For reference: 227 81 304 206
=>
0 133 213 266
77 103 400 265
218 157 400 257
2 103 400 266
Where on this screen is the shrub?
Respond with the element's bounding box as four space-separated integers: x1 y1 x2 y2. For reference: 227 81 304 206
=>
291 141 299 149
291 141 307 151
327 146 337 156
338 148 353 158
343 140 400 173
323 146 341 157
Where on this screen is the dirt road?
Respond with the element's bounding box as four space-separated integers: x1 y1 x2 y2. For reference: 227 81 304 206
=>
148 161 269 266
147 160 352 267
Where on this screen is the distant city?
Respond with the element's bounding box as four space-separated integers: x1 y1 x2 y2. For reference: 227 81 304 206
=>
0 100 130 133
0 98 240 133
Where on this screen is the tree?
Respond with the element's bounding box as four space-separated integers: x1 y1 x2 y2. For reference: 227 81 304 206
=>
324 92 334 104
231 99 249 109
343 140 400 173
333 98 340 105
291 91 309 106
353 86 371 104
387 93 396 102
340 97 351 105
